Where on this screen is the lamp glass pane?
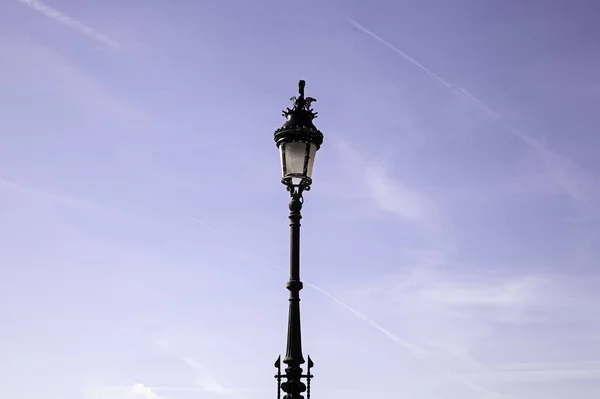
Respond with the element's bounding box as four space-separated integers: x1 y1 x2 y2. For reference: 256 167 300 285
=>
279 146 285 177
281 141 308 178
305 143 318 179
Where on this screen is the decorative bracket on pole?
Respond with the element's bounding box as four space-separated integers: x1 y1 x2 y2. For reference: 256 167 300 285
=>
304 356 314 399
275 355 314 399
284 177 311 204
275 356 282 399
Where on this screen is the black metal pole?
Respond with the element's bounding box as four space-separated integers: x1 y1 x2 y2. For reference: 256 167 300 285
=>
280 194 306 399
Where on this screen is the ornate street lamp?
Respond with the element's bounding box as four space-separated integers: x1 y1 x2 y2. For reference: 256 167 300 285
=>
273 80 323 399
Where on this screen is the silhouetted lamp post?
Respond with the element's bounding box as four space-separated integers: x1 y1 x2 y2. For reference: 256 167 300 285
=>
273 80 323 399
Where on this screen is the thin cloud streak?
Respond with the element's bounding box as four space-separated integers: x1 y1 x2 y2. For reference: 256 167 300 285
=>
17 0 120 48
191 217 218 233
103 385 413 395
306 282 426 357
154 338 254 395
349 19 455 92
267 260 502 398
466 360 600 383
269 265 425 357
103 385 254 393
0 176 128 217
348 267 600 386
349 18 599 209
0 176 219 231
305 281 502 398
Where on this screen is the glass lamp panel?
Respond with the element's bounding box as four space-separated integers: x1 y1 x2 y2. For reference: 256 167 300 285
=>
279 147 285 177
305 143 318 179
281 141 309 178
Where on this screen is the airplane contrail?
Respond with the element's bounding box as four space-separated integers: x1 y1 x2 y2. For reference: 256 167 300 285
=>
349 18 598 209
305 282 427 356
17 0 120 48
303 279 502 398
349 19 495 117
153 339 255 395
271 266 500 397
271 262 428 358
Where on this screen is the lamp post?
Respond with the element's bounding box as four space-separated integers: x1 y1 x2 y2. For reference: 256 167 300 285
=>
273 80 323 399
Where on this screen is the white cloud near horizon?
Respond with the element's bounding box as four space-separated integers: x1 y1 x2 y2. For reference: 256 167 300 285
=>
335 261 600 387
419 276 546 309
16 0 120 48
154 338 254 396
84 384 165 399
460 361 600 385
130 384 163 399
306 280 503 398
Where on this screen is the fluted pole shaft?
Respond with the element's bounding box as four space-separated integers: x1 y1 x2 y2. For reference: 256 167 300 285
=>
281 196 306 399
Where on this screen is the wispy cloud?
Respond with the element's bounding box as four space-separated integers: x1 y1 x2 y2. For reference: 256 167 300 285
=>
353 266 549 330
191 217 218 233
86 383 166 399
349 19 458 93
130 384 163 399
307 282 427 357
419 276 546 309
305 280 503 398
416 274 549 327
337 255 600 388
0 176 129 218
17 0 120 48
0 36 146 122
101 384 256 395
332 141 438 226
269 264 502 398
154 339 254 396
349 18 600 214
466 361 600 383
365 164 436 223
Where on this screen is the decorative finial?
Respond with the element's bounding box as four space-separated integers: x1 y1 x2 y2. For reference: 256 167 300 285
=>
298 80 306 98
283 80 318 119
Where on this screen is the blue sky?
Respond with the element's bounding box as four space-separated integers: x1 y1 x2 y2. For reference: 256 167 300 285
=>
1 0 600 398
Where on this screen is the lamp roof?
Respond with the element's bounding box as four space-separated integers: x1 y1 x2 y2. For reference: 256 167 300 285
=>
274 80 324 148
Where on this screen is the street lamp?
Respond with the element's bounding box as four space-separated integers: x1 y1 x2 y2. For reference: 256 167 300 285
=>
273 80 323 399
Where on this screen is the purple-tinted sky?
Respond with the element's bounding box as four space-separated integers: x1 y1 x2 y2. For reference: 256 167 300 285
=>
1 1 600 398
